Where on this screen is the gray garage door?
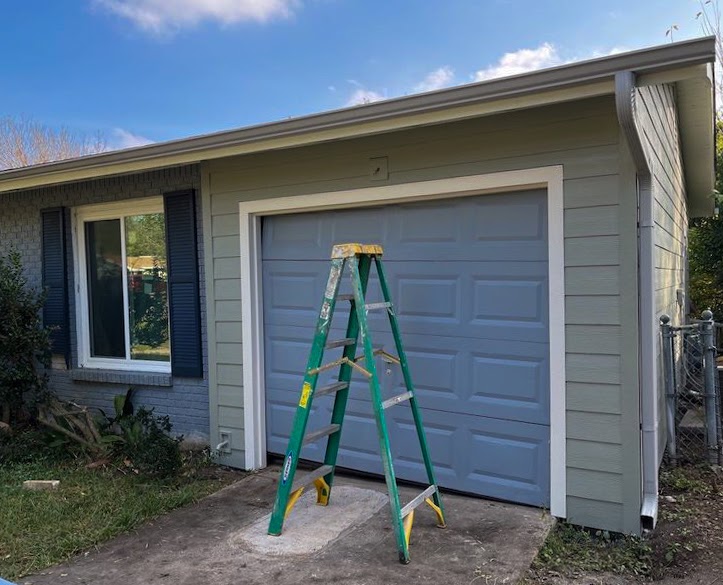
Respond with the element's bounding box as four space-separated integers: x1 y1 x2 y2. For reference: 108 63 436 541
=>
262 190 550 506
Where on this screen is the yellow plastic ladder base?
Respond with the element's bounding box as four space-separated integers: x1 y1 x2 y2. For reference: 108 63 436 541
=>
425 497 446 528
284 488 304 519
403 510 414 547
314 477 330 506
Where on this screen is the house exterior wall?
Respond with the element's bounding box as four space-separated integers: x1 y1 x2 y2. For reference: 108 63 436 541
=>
636 84 688 460
0 165 210 439
203 95 643 533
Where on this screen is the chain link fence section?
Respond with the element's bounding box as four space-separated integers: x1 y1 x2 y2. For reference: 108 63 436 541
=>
661 311 722 466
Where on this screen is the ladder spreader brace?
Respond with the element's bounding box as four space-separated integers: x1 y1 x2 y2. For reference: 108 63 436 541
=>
267 243 446 564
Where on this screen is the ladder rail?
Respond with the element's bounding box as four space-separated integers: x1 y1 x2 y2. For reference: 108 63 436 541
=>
374 256 446 520
348 257 408 562
321 253 372 492
267 257 345 536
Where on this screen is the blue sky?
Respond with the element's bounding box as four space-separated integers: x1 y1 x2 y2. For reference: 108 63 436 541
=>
0 0 712 149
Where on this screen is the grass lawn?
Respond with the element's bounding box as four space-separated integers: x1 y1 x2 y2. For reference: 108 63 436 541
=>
0 457 241 581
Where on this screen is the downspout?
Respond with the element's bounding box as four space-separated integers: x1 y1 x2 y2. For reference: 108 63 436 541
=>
615 71 659 531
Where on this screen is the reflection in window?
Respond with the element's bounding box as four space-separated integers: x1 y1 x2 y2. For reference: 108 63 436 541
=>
86 219 125 358
125 214 170 362
84 212 170 364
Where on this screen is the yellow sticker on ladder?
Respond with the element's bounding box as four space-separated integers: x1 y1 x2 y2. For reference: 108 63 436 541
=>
299 382 312 408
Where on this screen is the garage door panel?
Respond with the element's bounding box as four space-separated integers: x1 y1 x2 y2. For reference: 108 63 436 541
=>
469 197 547 242
269 398 549 506
265 321 547 425
389 262 548 343
395 202 462 244
263 263 329 324
262 212 325 254
262 190 547 263
389 410 549 506
473 278 546 325
329 208 390 245
386 333 549 424
265 260 548 344
264 260 548 343
262 190 550 506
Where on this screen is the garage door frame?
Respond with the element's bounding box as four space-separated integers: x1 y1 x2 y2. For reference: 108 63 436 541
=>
238 166 566 517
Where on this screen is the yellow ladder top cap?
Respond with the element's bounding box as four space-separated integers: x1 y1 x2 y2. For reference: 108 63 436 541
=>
330 243 384 259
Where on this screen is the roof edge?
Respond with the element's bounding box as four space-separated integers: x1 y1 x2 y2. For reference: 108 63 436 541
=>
0 36 716 192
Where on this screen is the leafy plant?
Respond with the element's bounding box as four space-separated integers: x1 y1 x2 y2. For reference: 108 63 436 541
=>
0 249 52 423
688 119 723 319
100 388 183 479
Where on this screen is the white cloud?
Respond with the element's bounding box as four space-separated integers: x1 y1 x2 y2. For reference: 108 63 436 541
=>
345 88 385 107
111 128 154 149
341 44 630 109
414 66 455 93
95 0 297 34
473 43 561 81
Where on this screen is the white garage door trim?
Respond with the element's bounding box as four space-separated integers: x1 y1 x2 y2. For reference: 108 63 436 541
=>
238 166 566 518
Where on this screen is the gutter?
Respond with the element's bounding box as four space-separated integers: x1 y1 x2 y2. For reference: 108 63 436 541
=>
615 71 658 531
0 36 715 193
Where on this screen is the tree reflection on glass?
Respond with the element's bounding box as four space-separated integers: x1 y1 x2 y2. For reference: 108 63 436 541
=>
125 213 170 362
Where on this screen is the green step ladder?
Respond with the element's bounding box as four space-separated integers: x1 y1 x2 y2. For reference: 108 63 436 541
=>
268 243 446 564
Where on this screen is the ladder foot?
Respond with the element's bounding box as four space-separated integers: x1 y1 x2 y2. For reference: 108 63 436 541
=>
425 497 446 528
314 477 330 506
403 510 414 547
398 551 411 565
284 488 304 520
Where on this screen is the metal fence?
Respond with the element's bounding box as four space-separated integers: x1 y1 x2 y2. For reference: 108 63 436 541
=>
660 311 722 465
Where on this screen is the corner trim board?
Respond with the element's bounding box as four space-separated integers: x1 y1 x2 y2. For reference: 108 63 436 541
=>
238 167 567 518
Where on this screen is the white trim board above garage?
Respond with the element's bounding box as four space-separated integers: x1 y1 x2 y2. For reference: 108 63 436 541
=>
237 166 566 518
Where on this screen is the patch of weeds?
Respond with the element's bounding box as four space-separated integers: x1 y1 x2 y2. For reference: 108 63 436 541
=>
533 522 652 578
0 427 75 466
663 538 696 565
660 466 712 494
659 505 696 522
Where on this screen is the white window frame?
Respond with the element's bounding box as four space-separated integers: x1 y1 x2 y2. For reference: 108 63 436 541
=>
73 198 171 374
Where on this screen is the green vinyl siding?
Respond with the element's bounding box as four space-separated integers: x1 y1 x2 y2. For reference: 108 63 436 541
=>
636 84 688 462
203 95 642 533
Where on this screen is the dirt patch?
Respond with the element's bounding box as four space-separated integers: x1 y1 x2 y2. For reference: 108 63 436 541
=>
524 464 723 584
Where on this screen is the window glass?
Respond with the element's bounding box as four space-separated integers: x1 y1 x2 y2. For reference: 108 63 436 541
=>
85 219 125 358
82 208 170 367
125 213 170 362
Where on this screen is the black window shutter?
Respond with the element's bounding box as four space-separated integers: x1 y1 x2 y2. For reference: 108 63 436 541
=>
164 190 203 378
41 207 70 365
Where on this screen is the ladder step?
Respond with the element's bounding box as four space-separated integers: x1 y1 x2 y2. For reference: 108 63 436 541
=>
290 464 334 493
315 381 349 397
326 337 355 349
337 294 355 302
401 485 438 518
364 301 392 311
303 423 341 445
382 391 413 409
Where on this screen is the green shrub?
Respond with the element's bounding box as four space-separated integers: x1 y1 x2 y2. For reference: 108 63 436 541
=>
0 249 52 423
0 427 71 465
101 389 183 479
